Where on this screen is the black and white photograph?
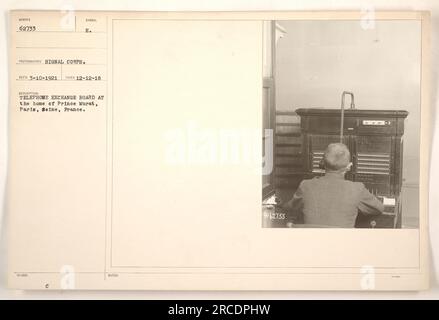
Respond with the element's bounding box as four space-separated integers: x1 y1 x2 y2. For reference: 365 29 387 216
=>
262 19 421 229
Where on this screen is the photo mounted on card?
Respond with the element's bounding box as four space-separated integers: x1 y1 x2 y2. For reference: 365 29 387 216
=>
7 10 430 291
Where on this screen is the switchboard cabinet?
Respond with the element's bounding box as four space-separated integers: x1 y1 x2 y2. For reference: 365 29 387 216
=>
296 108 408 228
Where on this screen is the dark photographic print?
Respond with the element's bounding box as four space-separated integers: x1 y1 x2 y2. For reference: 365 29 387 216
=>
262 20 421 229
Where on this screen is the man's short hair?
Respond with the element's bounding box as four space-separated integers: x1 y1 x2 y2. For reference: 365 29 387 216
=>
323 143 351 171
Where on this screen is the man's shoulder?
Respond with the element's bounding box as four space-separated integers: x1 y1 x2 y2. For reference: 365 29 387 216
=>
338 179 365 188
299 177 316 186
304 176 366 189
299 176 326 189
351 180 366 188
296 178 312 191
342 180 367 195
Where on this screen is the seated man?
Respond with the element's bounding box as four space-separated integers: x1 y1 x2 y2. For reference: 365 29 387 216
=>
283 143 384 228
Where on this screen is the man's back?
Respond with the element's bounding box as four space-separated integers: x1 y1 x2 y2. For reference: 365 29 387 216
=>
287 172 384 228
